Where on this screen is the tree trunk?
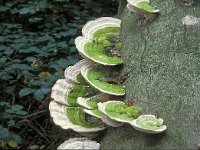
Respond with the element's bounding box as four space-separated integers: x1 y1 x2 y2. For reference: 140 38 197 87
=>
100 0 200 149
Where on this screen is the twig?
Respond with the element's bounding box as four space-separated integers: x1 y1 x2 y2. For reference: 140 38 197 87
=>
25 110 46 118
28 124 50 143
12 110 46 119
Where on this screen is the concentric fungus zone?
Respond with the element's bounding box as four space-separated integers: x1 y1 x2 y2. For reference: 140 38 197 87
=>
135 116 163 130
84 27 123 65
66 107 103 128
67 83 96 106
86 67 125 95
104 101 141 123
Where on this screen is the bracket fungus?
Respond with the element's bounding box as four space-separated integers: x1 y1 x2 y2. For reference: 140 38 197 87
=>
98 101 142 123
57 138 100 150
101 115 124 127
64 59 93 83
75 17 123 66
127 0 159 14
51 79 74 105
130 115 167 134
81 64 125 96
77 97 104 118
82 17 121 39
51 78 96 106
49 101 105 132
49 15 168 149
77 97 98 110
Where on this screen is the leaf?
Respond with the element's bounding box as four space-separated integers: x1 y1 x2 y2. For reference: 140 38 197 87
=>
58 58 71 69
5 109 15 114
41 87 51 94
38 72 51 80
0 128 9 139
4 86 16 94
37 0 50 9
12 64 32 70
12 134 22 144
59 29 77 37
0 102 10 107
15 110 28 116
19 8 30 15
8 140 17 148
29 17 43 23
0 112 12 120
57 41 68 48
49 64 62 71
11 105 24 111
34 89 45 101
0 6 9 12
29 80 42 86
19 88 35 97
19 46 40 53
8 120 15 127
25 57 36 62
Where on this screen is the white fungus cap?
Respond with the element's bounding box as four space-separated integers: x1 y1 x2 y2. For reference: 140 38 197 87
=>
57 138 100 150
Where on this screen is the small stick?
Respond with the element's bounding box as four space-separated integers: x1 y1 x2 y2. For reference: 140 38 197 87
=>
28 124 50 143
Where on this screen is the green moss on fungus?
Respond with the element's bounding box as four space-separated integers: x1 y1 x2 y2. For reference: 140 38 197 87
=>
66 107 102 128
83 27 123 65
66 84 96 106
86 68 125 95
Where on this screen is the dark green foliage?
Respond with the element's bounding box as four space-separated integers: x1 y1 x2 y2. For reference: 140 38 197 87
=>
0 0 117 148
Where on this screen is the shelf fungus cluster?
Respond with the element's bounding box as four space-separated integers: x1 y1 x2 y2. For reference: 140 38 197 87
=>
49 17 167 149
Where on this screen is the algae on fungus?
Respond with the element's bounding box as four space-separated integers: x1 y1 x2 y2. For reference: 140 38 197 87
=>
75 17 124 66
127 0 159 14
130 115 167 134
81 64 125 96
98 101 142 123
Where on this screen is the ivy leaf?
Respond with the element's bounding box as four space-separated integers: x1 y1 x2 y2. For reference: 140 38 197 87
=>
19 8 30 15
4 86 16 94
34 89 45 101
12 134 22 144
11 105 24 111
0 128 9 139
0 112 12 120
0 102 10 107
19 88 35 97
8 120 15 127
0 6 9 12
29 17 43 23
15 110 28 116
8 140 17 148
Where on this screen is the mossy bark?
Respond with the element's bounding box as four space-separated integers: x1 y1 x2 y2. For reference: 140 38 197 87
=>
100 0 200 149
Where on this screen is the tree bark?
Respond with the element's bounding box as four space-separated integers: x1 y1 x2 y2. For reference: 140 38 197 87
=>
100 0 200 149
